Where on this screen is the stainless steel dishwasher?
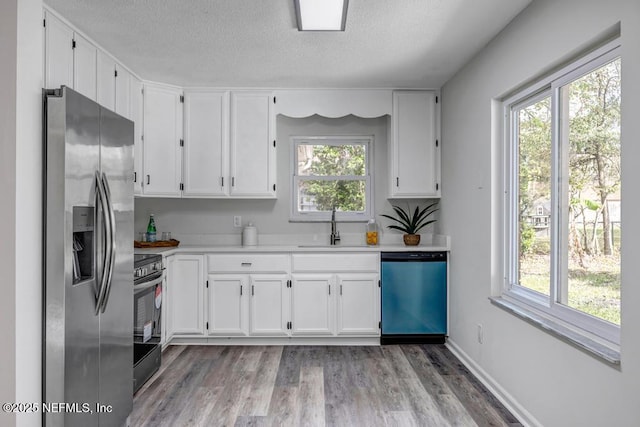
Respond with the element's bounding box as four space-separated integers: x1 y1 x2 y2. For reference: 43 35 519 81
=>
381 251 447 344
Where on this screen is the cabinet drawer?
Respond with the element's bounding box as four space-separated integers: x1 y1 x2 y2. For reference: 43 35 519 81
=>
292 253 379 273
207 254 289 273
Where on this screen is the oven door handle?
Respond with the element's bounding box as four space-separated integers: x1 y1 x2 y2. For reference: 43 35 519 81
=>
134 271 164 294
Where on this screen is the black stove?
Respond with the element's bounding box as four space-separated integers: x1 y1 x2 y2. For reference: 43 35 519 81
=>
132 253 163 394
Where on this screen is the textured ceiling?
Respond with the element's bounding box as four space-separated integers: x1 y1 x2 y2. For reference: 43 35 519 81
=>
44 0 531 88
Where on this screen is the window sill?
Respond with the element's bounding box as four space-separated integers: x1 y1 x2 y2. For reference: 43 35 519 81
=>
489 296 620 365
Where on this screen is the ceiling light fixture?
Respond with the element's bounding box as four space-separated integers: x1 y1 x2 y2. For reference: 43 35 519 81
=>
294 0 349 31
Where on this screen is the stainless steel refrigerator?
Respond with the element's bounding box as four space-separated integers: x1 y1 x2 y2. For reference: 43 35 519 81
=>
44 87 133 427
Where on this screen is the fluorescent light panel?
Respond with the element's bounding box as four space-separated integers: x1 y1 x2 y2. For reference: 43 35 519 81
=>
295 0 349 31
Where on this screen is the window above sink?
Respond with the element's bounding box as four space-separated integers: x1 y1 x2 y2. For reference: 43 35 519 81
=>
290 135 373 222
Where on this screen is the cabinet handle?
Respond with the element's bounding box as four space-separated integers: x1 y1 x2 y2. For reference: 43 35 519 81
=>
232 177 235 187
328 284 331 295
240 285 243 296
147 175 150 185
252 285 254 296
396 177 399 187
241 262 252 267
221 176 224 187
340 284 343 295
134 172 137 183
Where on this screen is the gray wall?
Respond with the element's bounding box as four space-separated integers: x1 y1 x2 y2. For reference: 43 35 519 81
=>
440 0 640 425
135 114 439 243
1 0 43 426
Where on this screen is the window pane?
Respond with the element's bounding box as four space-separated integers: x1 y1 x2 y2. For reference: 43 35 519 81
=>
297 144 366 176
561 58 621 325
517 96 552 296
297 179 366 212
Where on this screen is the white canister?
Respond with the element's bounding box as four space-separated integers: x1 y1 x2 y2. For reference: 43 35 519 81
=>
242 222 258 247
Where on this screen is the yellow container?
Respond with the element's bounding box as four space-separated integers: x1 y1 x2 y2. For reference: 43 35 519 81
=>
366 219 378 245
366 231 378 245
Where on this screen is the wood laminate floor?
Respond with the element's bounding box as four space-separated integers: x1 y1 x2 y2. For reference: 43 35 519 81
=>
132 344 521 427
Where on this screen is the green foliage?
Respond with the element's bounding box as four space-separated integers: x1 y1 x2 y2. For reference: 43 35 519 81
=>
520 222 536 255
300 144 366 212
380 203 438 234
517 58 621 255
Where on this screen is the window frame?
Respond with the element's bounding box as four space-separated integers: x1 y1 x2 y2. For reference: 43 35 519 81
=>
290 135 374 222
502 38 621 345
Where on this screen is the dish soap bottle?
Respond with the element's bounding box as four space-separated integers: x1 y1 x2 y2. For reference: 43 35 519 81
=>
146 214 157 242
366 218 378 245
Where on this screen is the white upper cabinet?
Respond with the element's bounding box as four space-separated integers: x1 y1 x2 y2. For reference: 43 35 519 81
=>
390 91 441 198
178 90 275 199
97 50 116 111
182 91 228 197
44 10 96 100
230 91 276 198
115 64 132 120
72 33 97 101
131 78 144 196
44 11 73 90
142 83 183 197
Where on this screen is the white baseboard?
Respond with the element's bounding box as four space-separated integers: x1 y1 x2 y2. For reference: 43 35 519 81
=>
446 339 542 427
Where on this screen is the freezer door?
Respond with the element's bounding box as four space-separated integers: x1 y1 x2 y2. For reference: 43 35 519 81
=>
44 87 101 427
98 107 134 425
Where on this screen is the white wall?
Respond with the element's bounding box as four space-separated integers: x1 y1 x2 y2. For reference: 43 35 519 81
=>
0 0 43 426
135 114 439 243
440 0 640 426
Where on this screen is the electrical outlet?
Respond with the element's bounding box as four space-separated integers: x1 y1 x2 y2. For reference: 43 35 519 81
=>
477 324 483 344
233 216 242 228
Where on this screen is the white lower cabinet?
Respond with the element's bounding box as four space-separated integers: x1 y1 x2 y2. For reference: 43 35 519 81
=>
207 274 248 336
168 254 205 336
336 273 380 335
165 252 380 343
249 274 290 336
291 253 380 338
290 274 334 336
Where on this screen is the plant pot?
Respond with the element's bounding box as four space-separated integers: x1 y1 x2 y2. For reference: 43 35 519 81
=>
403 234 421 246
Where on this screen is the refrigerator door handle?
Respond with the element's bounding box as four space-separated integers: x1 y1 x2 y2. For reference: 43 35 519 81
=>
100 172 117 313
95 171 112 314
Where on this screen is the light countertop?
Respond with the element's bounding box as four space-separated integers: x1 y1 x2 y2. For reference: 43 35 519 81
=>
135 239 449 257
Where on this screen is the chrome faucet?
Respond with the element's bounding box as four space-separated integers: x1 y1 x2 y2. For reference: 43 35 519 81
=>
330 207 341 245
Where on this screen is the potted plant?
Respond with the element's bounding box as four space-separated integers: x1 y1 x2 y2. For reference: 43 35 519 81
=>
380 202 439 246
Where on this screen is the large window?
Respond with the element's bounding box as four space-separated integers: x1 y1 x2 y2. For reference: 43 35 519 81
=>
291 136 373 221
504 40 621 344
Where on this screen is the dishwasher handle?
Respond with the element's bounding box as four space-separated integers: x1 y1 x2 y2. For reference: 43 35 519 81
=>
381 251 447 262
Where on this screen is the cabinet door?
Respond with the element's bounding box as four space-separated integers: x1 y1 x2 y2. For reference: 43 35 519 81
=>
131 78 144 196
169 255 205 336
390 91 440 198
96 50 116 111
115 64 132 120
208 274 248 336
142 83 183 197
336 274 380 336
249 275 289 336
163 256 173 344
183 91 228 197
290 274 334 336
229 91 276 197
72 33 97 101
44 11 73 90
